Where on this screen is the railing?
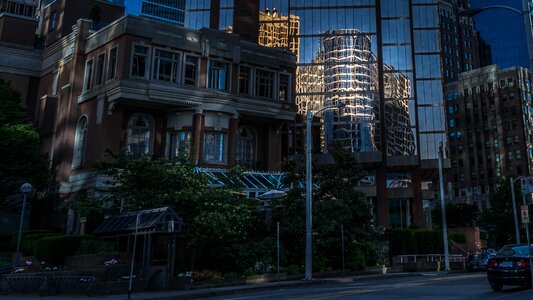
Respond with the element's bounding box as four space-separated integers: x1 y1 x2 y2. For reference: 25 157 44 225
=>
1 275 96 296
396 254 467 264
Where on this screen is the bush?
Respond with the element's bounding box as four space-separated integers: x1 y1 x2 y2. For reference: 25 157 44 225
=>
479 229 488 240
387 228 465 255
76 239 118 255
23 233 61 256
11 230 51 249
34 235 94 264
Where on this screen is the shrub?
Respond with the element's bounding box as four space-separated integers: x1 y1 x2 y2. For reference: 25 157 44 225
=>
387 228 465 255
34 235 94 264
76 239 118 255
479 229 488 240
23 233 61 256
11 230 51 249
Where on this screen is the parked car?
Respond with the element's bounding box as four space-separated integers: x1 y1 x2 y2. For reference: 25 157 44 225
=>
467 248 496 271
486 244 533 291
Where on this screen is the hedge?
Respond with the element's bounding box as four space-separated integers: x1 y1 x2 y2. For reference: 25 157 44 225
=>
34 235 95 264
387 228 466 256
22 233 61 256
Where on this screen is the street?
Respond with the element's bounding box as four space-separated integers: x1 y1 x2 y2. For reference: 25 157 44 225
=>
202 273 533 300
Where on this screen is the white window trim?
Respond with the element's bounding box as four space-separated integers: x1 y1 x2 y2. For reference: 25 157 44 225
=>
95 51 106 87
182 53 200 87
278 71 292 102
151 47 183 83
107 45 119 81
207 59 231 92
130 43 151 79
237 64 254 96
254 67 276 99
83 58 94 92
72 115 89 169
126 113 155 155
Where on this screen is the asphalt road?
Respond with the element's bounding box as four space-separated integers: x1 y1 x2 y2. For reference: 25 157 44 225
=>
201 273 533 300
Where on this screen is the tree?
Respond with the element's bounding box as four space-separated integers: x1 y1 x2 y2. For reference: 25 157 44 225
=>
76 152 260 269
432 202 479 228
480 177 532 248
272 145 379 271
0 79 48 197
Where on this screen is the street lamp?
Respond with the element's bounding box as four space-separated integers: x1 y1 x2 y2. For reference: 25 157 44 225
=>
15 183 33 266
437 142 450 272
510 176 523 244
305 102 345 280
458 2 533 74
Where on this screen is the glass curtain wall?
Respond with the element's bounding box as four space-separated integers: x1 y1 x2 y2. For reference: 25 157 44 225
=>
259 0 444 159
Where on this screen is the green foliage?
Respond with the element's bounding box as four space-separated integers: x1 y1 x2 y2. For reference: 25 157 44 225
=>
432 203 479 228
273 144 379 271
479 229 488 240
387 228 465 255
22 233 61 256
0 79 48 195
480 177 532 248
76 239 118 255
76 152 259 269
34 235 94 264
11 230 52 250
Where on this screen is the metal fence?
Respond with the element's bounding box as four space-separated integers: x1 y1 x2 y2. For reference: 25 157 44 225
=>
1 275 96 296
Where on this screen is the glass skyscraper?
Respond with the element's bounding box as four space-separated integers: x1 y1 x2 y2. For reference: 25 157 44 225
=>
470 0 529 68
117 0 186 26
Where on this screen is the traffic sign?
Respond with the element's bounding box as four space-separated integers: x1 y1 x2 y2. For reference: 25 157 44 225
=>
520 176 533 194
522 205 530 224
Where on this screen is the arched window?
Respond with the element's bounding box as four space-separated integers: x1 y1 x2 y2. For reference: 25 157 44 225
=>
236 126 257 169
72 115 88 168
127 114 153 156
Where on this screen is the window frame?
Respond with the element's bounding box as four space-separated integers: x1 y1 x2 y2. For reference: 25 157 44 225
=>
152 47 182 83
95 51 106 86
72 115 89 169
107 45 119 81
130 43 151 79
278 72 291 102
126 113 154 156
207 59 231 91
238 65 253 95
254 67 276 99
83 58 94 92
203 131 228 164
182 54 200 87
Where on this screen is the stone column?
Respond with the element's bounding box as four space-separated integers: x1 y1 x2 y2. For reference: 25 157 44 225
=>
192 109 204 165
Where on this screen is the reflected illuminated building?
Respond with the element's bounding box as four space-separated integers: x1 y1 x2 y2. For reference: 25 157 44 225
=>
258 8 300 62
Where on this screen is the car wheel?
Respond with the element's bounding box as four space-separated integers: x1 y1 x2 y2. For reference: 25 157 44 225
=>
490 281 503 291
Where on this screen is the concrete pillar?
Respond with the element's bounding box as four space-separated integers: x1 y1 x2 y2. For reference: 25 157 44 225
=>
192 109 204 165
411 169 424 227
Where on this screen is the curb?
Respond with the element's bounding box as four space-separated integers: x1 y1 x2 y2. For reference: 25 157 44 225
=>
142 272 429 300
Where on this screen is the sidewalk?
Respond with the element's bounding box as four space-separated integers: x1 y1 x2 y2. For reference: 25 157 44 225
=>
0 272 435 300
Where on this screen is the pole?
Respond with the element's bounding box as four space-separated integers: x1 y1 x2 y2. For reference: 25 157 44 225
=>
14 193 27 266
341 224 345 277
277 222 280 284
522 193 533 288
128 213 140 300
510 177 521 244
305 110 313 280
438 142 450 271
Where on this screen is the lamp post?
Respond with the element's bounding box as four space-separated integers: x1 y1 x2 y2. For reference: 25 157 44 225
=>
305 102 345 281
15 183 33 266
437 142 450 271
459 2 533 73
510 176 523 244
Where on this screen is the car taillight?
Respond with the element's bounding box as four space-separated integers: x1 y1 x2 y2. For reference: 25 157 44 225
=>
516 261 529 267
487 261 497 268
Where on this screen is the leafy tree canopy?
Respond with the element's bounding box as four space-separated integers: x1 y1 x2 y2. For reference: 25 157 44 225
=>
0 79 48 196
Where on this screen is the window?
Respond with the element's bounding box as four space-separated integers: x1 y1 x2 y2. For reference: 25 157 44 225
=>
508 151 514 160
255 69 274 98
208 61 229 91
127 114 153 156
236 127 257 169
108 47 118 80
48 11 57 33
204 131 227 163
72 116 88 168
95 53 105 86
514 135 520 144
153 49 180 82
131 45 149 78
51 72 59 96
169 131 192 158
83 59 94 91
495 154 500 163
239 66 251 95
183 56 198 86
279 73 290 101
449 119 455 128
516 150 521 160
